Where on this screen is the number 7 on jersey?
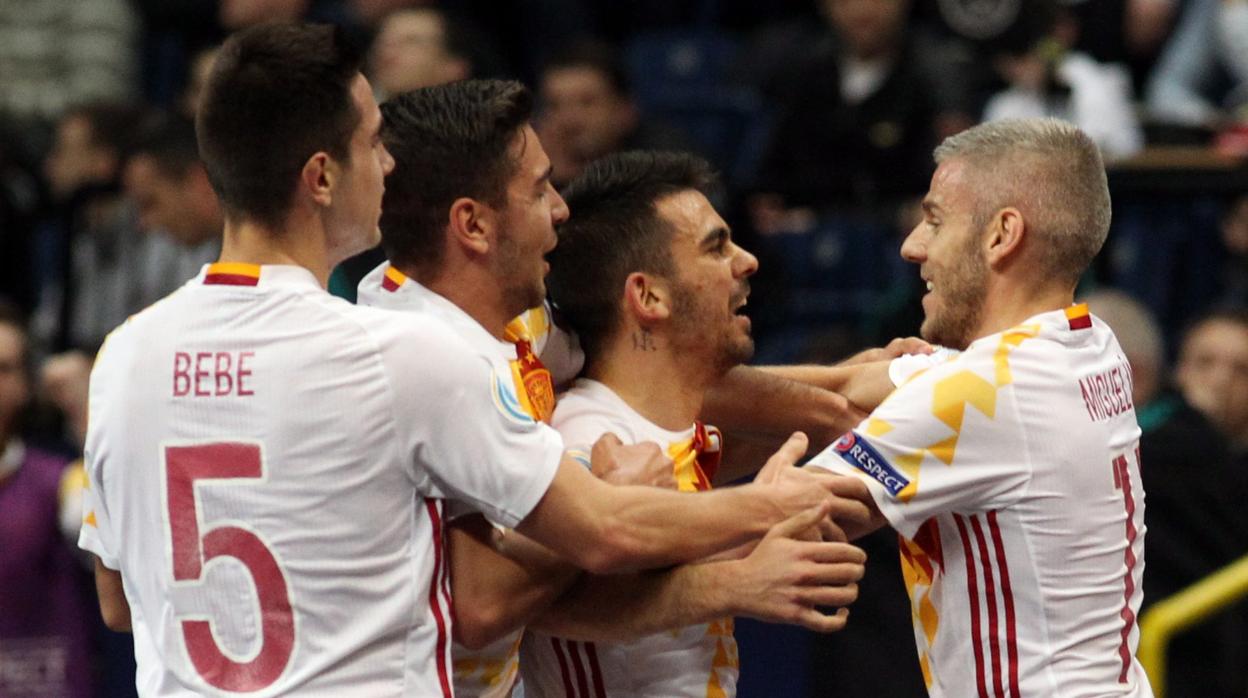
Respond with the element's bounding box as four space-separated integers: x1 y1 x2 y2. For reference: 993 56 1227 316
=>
164 442 295 692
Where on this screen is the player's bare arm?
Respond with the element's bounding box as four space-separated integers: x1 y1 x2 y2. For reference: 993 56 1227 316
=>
700 337 931 454
93 557 131 632
530 502 867 643
449 440 674 649
514 433 867 574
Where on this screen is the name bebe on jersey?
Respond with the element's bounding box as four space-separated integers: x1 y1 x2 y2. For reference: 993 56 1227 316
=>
172 351 255 397
834 432 909 496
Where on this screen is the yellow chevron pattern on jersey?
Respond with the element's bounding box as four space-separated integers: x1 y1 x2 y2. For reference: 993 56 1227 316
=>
883 325 1042 503
705 618 738 698
453 633 521 694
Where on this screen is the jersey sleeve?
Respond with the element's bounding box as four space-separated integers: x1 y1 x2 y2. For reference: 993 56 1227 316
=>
809 358 1029 538
887 348 960 387
77 337 124 569
383 320 565 530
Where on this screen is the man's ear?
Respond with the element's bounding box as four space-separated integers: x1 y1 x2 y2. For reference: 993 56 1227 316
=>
447 196 494 256
301 152 334 208
623 271 671 325
985 207 1026 268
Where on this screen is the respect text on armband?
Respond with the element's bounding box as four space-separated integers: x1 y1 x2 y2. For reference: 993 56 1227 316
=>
833 431 910 497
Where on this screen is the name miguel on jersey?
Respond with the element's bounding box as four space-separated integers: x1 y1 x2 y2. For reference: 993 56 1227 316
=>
1078 354 1134 423
172 351 255 397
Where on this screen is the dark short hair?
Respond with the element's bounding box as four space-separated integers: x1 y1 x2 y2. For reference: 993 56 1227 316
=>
547 151 717 359
379 79 532 272
540 39 631 98
127 111 201 178
197 22 363 229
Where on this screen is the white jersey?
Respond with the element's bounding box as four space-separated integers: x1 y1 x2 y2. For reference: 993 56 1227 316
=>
522 379 737 698
810 304 1152 698
78 263 564 698
359 261 569 698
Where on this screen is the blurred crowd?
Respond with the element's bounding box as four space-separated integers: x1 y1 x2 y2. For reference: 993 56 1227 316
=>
0 0 1245 696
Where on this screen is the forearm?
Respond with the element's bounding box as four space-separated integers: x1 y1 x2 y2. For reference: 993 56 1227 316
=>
516 463 780 575
703 365 862 452
94 557 131 632
531 562 738 642
449 516 580 649
534 502 868 641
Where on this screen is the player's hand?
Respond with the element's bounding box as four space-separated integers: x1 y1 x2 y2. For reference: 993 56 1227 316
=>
589 433 676 489
839 336 934 366
728 501 866 633
755 433 872 527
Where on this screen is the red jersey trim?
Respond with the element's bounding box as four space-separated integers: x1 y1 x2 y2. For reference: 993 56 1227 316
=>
1065 303 1092 330
382 265 407 292
204 263 261 286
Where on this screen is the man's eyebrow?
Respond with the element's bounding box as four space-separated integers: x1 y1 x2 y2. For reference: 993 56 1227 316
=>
921 200 942 215
700 225 730 247
537 164 553 186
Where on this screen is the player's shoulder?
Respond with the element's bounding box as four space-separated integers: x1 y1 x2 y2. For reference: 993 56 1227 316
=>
552 380 640 443
94 281 199 365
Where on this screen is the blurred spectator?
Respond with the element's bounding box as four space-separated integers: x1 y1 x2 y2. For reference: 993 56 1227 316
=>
122 112 221 260
369 6 473 99
1217 194 1248 307
0 131 41 316
219 0 350 30
749 0 969 233
1175 309 1248 453
178 44 220 118
31 103 184 354
983 8 1143 159
0 0 139 154
0 303 95 698
537 40 693 186
1145 0 1248 128
1086 290 1248 698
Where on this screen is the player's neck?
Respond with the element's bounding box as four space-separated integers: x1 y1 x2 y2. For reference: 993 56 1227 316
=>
588 330 715 432
973 280 1075 341
218 215 333 288
416 264 515 340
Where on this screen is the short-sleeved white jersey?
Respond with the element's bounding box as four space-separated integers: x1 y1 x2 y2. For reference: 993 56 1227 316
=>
809 304 1152 698
359 262 584 396
77 263 563 697
359 261 568 698
522 379 737 698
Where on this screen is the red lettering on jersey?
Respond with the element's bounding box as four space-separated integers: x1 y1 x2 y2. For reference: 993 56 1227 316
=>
215 352 233 396
1079 358 1136 423
1079 378 1099 421
173 351 257 398
194 352 212 396
238 352 254 396
174 352 191 396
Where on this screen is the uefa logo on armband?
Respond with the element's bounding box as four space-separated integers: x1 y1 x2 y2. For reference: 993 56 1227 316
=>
833 432 856 454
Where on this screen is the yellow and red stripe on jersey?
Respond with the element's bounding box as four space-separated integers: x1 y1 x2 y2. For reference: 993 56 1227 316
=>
381 264 407 292
667 422 722 492
1065 302 1092 330
204 262 261 286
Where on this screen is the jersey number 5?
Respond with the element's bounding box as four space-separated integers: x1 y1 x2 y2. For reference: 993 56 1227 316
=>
165 442 295 692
